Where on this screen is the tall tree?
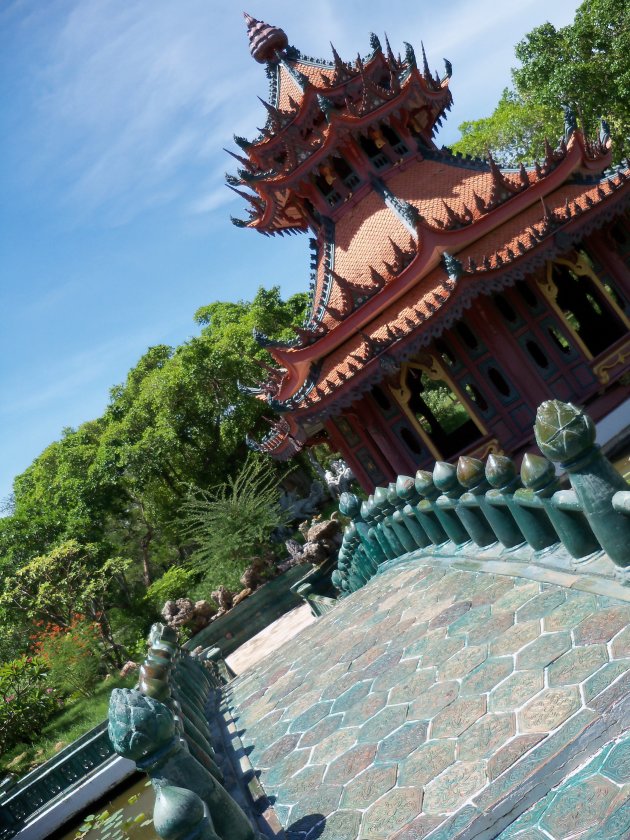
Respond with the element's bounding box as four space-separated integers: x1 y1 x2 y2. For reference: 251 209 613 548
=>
453 0 629 163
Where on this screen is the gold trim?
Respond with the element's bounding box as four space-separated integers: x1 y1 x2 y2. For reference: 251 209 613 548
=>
538 254 630 362
389 353 487 461
593 338 630 384
466 438 503 461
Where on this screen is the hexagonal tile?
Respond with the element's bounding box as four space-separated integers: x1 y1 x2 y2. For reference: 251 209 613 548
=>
439 644 488 681
398 739 457 787
298 712 343 749
310 726 358 766
487 733 544 780
516 632 571 670
390 813 444 840
519 687 581 733
348 644 389 672
540 774 619 839
345 691 389 725
420 635 465 666
376 720 428 761
423 761 487 813
547 645 608 687
331 680 373 713
324 744 376 785
448 605 491 637
277 764 325 803
516 589 566 622
389 668 437 705
407 680 459 721
601 738 630 784
490 621 541 657
263 747 311 787
431 696 487 739
288 701 333 733
357 704 408 744
460 657 514 696
574 606 630 645
467 612 515 645
259 733 301 767
373 659 419 693
360 787 424 838
340 765 397 809
610 625 630 659
457 713 516 761
492 581 540 614
489 670 544 712
543 593 597 632
429 600 473 629
583 659 630 703
315 809 362 840
289 783 343 823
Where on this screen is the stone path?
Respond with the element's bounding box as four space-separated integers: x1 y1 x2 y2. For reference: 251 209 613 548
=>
226 604 316 676
226 559 630 839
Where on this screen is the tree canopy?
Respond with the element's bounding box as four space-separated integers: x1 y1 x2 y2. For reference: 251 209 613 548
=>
453 0 629 163
0 286 307 663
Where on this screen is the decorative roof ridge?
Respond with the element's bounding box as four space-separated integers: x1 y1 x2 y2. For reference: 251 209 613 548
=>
283 188 630 421
267 167 630 412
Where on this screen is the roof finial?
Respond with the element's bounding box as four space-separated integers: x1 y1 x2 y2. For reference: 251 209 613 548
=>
243 11 288 63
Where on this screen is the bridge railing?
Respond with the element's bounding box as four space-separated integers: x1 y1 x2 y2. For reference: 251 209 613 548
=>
333 400 630 595
108 624 259 840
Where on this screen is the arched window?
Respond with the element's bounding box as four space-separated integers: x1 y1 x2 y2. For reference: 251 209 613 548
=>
542 258 627 358
390 356 485 460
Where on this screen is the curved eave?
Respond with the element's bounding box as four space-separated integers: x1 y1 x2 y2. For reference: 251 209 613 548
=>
275 169 629 420
271 135 616 400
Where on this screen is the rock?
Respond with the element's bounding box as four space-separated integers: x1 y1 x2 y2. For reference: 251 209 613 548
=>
120 661 138 678
54 741 66 753
194 600 216 619
232 588 252 607
307 518 341 544
211 586 234 612
162 598 195 627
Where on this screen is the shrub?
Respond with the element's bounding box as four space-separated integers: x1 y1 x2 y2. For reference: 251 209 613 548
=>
179 456 289 575
145 566 198 609
32 617 102 699
0 656 59 754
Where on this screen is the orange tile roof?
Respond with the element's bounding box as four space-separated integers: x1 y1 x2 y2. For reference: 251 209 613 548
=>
273 165 630 417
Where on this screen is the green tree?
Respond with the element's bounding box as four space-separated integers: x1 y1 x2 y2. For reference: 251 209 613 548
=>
0 540 130 666
178 456 290 591
453 0 630 163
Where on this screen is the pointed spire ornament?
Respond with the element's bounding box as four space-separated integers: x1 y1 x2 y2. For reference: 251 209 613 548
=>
442 252 463 280
420 41 431 83
443 58 453 79
244 12 288 63
369 33 382 53
404 42 417 70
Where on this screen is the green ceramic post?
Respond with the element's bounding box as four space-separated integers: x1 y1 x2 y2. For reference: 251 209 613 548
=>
535 400 630 567
356 521 386 568
457 456 524 548
434 461 496 547
153 784 221 840
373 487 406 556
486 454 558 551
412 470 451 544
108 689 255 840
363 498 395 559
519 453 601 559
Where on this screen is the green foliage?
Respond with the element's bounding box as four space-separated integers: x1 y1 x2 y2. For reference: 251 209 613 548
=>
453 0 630 163
35 619 103 700
179 456 289 577
0 656 59 754
0 673 136 775
145 565 198 609
0 540 129 630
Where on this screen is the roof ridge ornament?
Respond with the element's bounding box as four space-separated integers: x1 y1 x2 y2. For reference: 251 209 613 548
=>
243 12 288 63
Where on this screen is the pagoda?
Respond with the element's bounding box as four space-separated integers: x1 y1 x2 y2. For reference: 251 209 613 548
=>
232 14 630 491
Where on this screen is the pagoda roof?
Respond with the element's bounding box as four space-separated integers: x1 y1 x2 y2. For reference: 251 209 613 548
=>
258 152 630 421
229 21 452 233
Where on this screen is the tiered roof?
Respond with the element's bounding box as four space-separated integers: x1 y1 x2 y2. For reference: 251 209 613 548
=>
232 16 630 459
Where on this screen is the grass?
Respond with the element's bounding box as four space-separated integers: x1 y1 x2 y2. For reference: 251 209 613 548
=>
0 673 136 778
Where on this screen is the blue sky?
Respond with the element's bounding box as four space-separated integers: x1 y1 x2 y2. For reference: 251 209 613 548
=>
1 0 582 505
